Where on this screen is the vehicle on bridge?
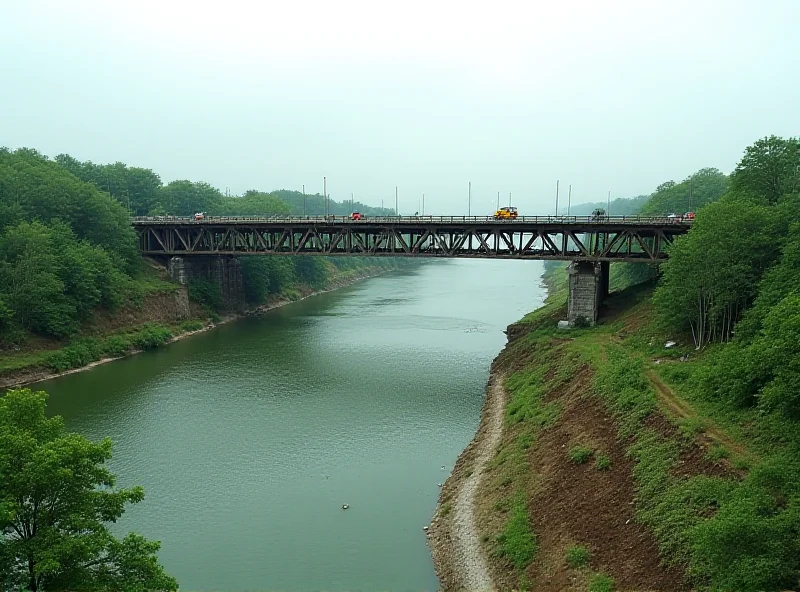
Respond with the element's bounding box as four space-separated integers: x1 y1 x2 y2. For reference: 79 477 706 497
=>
494 206 518 220
684 211 695 221
350 212 363 220
194 212 206 221
591 208 607 222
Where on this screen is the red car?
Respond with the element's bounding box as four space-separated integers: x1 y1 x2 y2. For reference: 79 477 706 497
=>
684 211 695 221
350 212 363 220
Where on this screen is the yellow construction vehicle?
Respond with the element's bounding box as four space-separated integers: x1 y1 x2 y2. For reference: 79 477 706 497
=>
493 206 518 220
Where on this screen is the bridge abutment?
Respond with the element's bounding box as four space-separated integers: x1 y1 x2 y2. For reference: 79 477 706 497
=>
567 261 609 326
168 256 245 312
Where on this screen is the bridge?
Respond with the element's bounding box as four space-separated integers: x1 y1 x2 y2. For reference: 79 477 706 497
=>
132 215 692 325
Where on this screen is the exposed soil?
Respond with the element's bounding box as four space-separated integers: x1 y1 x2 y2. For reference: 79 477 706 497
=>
517 392 690 592
428 374 507 592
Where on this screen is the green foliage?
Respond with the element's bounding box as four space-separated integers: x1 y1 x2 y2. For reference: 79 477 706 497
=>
588 573 615 592
730 135 800 205
272 189 396 216
496 492 538 570
653 197 781 348
640 167 729 216
594 454 611 470
565 544 591 568
159 180 223 216
131 324 172 350
0 150 138 340
188 278 223 312
55 154 164 216
568 445 593 464
572 315 591 328
179 319 205 332
0 389 177 591
221 190 290 217
505 365 560 427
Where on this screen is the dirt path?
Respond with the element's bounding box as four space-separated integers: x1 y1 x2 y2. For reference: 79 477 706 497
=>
646 369 753 461
429 375 506 592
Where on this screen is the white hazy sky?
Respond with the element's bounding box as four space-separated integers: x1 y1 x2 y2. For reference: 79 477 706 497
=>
2 0 799 214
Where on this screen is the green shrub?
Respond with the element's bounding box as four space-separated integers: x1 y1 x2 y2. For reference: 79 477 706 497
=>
588 573 615 592
103 335 131 358
188 278 222 311
565 544 590 568
178 319 205 332
496 493 538 569
594 454 611 471
568 445 593 464
706 444 730 461
131 325 172 350
573 315 591 328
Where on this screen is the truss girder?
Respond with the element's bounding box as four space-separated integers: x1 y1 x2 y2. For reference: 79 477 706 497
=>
135 223 685 263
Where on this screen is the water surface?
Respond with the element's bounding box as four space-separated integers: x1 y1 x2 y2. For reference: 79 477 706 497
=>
42 259 547 591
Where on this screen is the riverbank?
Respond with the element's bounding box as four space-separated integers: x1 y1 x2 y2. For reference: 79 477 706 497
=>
0 266 394 391
428 373 506 592
428 282 754 591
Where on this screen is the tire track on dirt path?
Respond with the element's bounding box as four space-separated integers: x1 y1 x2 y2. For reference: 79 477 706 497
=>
646 369 753 461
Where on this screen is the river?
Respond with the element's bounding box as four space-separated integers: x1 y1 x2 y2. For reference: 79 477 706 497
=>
41 258 547 591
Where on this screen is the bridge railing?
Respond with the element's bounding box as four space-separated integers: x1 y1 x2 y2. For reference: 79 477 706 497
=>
131 215 693 225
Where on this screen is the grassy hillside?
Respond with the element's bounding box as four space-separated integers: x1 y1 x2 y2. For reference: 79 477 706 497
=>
476 135 800 591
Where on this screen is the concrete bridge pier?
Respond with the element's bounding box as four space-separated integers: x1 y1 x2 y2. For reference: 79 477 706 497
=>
168 256 245 312
567 261 610 326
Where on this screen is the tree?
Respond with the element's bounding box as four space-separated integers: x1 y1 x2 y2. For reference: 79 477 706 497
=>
653 198 779 348
0 389 177 592
731 135 800 205
222 190 290 216
159 180 223 216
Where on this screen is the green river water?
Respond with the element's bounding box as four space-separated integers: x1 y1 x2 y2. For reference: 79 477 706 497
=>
40 259 547 592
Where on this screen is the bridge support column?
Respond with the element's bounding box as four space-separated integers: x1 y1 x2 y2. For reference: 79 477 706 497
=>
168 256 245 312
567 261 609 326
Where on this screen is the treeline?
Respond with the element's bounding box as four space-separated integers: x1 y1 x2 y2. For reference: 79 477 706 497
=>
654 135 800 415
0 149 139 342
53 154 396 218
545 166 731 289
0 148 412 347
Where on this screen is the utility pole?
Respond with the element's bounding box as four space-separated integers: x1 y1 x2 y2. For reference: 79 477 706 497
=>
497 191 500 211
607 190 611 216
351 192 354 210
567 184 572 216
324 177 327 217
422 193 425 216
509 192 512 207
395 186 398 217
302 184 306 216
689 176 693 211
555 180 560 215
468 181 471 217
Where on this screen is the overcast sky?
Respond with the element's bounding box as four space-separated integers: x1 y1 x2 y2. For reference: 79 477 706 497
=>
2 0 799 214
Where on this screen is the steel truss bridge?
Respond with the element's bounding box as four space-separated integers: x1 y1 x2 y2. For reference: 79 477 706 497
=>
132 215 692 263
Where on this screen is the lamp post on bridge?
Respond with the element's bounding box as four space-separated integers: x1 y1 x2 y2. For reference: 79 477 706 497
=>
303 184 305 216
567 184 572 216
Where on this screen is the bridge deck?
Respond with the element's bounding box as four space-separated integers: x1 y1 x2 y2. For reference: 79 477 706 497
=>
132 216 691 262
